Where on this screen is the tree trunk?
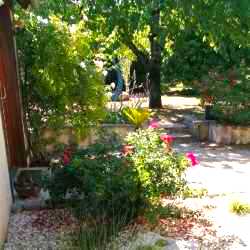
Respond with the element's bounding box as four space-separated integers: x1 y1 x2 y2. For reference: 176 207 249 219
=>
149 5 162 109
149 60 162 108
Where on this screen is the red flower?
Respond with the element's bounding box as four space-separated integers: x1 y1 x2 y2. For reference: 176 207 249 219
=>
229 79 237 87
186 152 199 167
63 154 70 165
63 148 72 165
160 134 175 144
148 119 159 129
122 145 134 156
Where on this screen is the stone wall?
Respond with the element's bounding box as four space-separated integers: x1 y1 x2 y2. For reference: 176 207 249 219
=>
187 117 250 145
42 124 135 153
0 113 12 243
209 122 250 145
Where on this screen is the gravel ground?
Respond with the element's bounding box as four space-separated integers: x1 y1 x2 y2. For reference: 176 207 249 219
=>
174 142 250 249
4 209 78 250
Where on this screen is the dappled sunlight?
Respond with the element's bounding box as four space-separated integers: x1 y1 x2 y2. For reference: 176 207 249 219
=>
106 95 201 112
161 96 201 109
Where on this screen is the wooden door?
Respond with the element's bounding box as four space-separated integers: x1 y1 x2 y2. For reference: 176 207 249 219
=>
0 4 27 168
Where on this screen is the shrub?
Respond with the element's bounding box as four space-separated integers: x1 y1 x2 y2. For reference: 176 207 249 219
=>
44 127 194 216
43 143 145 219
43 125 196 248
206 62 250 125
125 128 190 199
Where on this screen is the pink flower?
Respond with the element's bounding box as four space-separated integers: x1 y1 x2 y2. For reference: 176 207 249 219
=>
148 119 159 129
160 134 175 144
186 152 199 167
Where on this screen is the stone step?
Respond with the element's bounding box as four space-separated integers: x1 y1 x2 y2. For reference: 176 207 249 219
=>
170 132 194 144
159 123 190 133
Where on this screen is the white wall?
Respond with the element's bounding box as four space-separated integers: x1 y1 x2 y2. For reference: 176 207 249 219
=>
0 112 12 243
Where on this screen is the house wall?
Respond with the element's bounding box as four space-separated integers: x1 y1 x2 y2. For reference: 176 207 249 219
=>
0 4 27 168
0 111 12 243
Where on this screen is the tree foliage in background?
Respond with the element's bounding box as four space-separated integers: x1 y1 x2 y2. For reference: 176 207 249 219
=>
80 0 250 108
14 0 250 137
206 62 250 125
15 8 107 157
162 32 250 87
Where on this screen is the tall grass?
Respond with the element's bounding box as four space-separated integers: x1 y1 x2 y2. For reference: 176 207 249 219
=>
70 206 139 250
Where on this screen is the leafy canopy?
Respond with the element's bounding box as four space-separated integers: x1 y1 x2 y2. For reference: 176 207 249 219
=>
15 7 107 154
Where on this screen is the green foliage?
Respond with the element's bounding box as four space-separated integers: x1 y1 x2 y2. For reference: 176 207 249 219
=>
136 246 159 250
16 9 107 156
72 210 138 250
135 238 168 250
229 200 250 215
207 62 250 125
103 112 127 124
155 239 168 247
43 143 144 218
80 0 250 107
125 128 189 199
44 128 189 227
121 108 150 128
145 203 182 225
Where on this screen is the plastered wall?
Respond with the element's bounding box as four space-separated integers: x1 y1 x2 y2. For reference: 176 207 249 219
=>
0 112 12 243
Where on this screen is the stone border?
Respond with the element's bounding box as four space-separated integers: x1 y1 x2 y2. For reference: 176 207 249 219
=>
185 116 250 145
209 122 250 145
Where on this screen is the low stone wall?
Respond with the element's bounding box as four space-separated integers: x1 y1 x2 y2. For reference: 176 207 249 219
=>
42 124 135 152
209 122 250 145
187 117 250 145
0 116 12 243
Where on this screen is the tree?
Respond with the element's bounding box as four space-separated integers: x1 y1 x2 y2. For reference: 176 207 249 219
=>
80 0 250 108
15 8 107 159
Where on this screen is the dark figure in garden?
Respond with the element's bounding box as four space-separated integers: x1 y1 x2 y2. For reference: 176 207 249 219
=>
128 60 149 95
105 58 126 101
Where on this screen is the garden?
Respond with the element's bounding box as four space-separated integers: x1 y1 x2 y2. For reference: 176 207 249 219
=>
3 0 250 249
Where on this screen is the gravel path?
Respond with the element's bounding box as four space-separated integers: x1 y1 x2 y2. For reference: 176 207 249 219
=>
174 142 250 249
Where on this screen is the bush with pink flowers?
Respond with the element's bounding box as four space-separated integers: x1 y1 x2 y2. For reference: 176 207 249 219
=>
125 125 198 199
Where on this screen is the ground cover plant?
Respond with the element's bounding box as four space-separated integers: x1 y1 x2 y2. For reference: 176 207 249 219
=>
229 200 250 215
